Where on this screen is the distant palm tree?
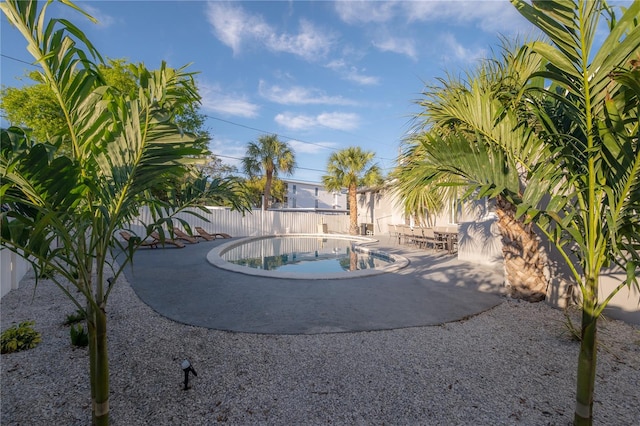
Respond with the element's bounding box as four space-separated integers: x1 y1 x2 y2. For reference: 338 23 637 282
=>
322 147 382 235
242 134 296 209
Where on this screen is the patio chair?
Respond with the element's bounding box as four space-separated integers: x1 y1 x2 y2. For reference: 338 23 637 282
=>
172 227 199 244
195 226 231 240
425 228 446 251
119 231 158 248
150 231 186 248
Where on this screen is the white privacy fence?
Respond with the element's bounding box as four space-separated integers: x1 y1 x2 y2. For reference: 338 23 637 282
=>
0 208 351 300
130 207 351 238
1 249 30 299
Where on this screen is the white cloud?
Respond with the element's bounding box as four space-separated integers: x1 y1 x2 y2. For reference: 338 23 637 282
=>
326 60 380 86
402 0 527 34
80 5 116 28
205 2 334 60
317 112 359 130
265 19 334 61
205 2 270 55
288 139 337 154
274 113 317 131
439 33 488 64
208 137 245 168
199 82 260 118
334 1 399 24
275 111 359 131
258 81 356 106
372 36 417 60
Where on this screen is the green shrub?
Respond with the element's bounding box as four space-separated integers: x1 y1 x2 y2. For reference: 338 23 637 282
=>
70 324 89 347
63 309 86 326
1 321 42 354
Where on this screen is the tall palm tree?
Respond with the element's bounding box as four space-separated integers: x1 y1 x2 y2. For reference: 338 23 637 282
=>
395 42 550 301
242 134 296 209
0 2 249 424
322 147 382 235
510 1 640 424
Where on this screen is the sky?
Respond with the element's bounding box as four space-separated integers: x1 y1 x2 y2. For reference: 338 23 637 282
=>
0 1 626 183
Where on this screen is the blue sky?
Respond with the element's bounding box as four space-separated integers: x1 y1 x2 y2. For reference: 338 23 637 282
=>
0 1 621 182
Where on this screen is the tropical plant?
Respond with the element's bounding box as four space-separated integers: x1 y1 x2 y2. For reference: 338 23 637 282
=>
396 41 550 301
1 57 211 154
509 1 640 424
242 134 296 210
244 176 287 208
0 320 41 354
322 146 382 235
0 1 249 424
64 308 87 326
70 323 89 347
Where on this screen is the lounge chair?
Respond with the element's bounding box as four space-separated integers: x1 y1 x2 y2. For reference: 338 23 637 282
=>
172 227 199 244
195 226 231 240
119 231 158 248
150 231 186 248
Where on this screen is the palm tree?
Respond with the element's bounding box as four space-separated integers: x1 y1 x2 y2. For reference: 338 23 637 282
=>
395 42 550 301
0 2 249 424
510 1 640 424
242 134 296 209
322 147 383 235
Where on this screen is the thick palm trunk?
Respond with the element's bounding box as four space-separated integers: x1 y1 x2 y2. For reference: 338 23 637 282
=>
88 305 110 426
495 197 548 302
574 274 599 426
348 185 358 235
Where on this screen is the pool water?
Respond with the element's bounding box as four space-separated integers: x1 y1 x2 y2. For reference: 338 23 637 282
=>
221 236 394 273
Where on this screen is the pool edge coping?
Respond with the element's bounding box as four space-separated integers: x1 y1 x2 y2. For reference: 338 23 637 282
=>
207 233 410 280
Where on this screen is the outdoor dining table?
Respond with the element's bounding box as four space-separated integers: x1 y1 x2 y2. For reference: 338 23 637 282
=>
434 231 458 254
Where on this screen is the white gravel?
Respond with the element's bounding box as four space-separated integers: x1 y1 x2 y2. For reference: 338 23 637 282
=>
2 269 639 425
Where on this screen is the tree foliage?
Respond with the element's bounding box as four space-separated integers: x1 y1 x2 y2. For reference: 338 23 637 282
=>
322 146 382 235
509 1 640 423
0 1 250 424
242 134 296 209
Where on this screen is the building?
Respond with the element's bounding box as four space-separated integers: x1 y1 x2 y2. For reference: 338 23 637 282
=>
279 179 348 212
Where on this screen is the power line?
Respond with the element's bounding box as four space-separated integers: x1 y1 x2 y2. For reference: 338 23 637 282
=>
0 54 36 67
1 53 398 172
214 154 327 174
205 113 396 163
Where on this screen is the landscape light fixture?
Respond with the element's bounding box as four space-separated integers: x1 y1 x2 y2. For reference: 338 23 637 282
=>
181 359 197 390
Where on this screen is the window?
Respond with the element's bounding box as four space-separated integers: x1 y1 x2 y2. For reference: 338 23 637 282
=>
292 184 297 195
315 187 318 196
315 199 319 208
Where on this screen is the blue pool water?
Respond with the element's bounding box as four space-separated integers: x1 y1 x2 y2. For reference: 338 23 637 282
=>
221 236 394 273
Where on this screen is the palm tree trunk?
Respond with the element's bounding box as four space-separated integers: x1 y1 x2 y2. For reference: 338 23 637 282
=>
574 274 599 426
348 184 358 235
88 305 110 426
495 196 548 302
264 171 273 210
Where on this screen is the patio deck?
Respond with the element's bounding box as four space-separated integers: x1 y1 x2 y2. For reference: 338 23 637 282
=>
121 235 506 334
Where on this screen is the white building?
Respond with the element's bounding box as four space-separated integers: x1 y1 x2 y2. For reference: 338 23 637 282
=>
280 179 348 212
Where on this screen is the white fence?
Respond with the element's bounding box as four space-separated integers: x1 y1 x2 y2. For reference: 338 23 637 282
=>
130 207 351 238
0 208 351 300
1 248 31 299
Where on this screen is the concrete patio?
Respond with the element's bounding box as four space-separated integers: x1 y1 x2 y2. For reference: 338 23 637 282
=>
121 235 506 334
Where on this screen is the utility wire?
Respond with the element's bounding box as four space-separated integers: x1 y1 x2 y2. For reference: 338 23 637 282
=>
1 53 398 171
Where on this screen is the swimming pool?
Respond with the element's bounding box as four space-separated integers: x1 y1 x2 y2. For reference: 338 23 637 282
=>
207 234 409 279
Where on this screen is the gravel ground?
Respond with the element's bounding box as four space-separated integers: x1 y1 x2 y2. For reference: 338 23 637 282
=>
2 269 639 425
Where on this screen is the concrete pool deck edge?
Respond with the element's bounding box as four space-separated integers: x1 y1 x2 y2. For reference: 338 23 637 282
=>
207 233 410 279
